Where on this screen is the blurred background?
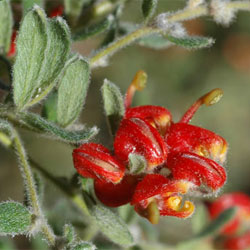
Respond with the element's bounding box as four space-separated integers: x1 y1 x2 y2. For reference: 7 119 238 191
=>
0 0 250 249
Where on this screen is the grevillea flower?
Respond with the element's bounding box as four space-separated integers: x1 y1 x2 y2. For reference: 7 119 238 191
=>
7 30 17 57
72 70 228 224
49 5 64 18
208 192 250 250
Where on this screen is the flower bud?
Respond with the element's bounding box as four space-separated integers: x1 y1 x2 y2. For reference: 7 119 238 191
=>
114 118 168 170
73 143 125 184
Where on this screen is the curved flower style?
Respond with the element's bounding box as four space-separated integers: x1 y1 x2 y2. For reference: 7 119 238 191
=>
208 192 250 250
72 71 228 224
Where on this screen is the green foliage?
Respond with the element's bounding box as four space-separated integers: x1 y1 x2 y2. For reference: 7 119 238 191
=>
138 34 171 49
166 35 215 49
13 6 71 110
91 204 133 246
20 112 98 144
191 204 209 234
73 16 114 41
13 6 47 109
57 56 90 127
128 153 147 174
71 241 96 250
101 79 125 136
0 202 32 236
0 0 13 55
63 224 76 245
142 0 158 22
41 92 58 123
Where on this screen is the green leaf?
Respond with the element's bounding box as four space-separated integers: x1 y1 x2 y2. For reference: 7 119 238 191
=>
57 56 90 127
63 224 76 244
194 207 237 239
101 79 125 136
13 6 47 110
22 0 43 14
26 17 71 107
41 91 58 123
71 241 96 250
191 204 209 234
19 112 98 144
0 0 13 55
138 34 172 49
72 15 114 41
0 202 32 236
91 204 133 246
142 0 157 22
128 153 147 174
166 35 215 49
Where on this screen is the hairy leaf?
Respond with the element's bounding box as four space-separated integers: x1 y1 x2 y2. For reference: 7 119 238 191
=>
142 0 158 22
71 241 96 250
73 15 114 41
27 17 71 107
91 204 133 246
0 202 32 236
166 35 214 49
101 79 125 136
0 0 13 54
139 34 172 49
128 153 147 174
20 112 98 144
13 6 47 109
57 56 90 127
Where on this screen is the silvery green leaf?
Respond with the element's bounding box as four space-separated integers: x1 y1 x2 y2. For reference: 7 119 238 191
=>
57 56 90 127
13 6 47 110
0 0 13 55
128 153 147 174
142 0 158 22
0 202 32 236
71 241 96 250
22 0 43 14
72 15 114 41
101 79 125 136
91 204 133 246
166 35 214 49
191 204 209 234
138 34 172 49
63 224 76 245
19 111 98 144
27 17 71 107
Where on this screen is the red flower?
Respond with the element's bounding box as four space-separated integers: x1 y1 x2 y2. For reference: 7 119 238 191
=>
7 30 17 57
49 5 64 18
73 143 125 184
72 71 228 224
208 192 250 250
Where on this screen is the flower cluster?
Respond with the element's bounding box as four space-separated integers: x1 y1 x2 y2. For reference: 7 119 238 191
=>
208 192 250 250
73 71 228 224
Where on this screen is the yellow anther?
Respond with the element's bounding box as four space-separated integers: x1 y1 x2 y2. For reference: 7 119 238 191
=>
202 88 223 106
131 70 147 91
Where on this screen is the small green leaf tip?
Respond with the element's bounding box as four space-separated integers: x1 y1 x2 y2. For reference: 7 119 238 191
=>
57 56 90 127
71 241 96 250
0 0 13 55
101 79 125 136
0 202 32 236
91 204 133 246
166 35 215 49
142 0 158 22
128 153 147 174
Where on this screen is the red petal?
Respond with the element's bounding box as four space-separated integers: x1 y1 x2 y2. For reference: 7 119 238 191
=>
125 105 172 135
114 118 168 170
224 231 250 250
49 5 64 17
208 192 250 235
167 152 226 191
166 123 227 163
94 175 141 207
73 143 125 183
